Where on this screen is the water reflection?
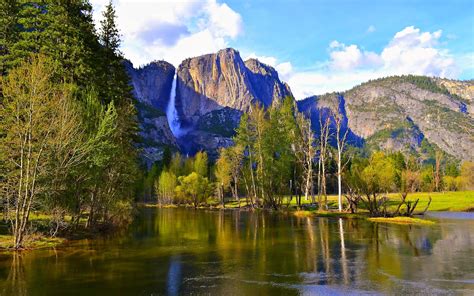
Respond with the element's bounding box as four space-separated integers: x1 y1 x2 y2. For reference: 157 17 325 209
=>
0 208 472 295
167 255 181 296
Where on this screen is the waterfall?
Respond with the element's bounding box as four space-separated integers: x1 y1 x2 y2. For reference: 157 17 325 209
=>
166 74 183 137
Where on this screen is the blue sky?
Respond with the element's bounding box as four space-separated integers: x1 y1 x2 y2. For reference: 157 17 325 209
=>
91 0 474 99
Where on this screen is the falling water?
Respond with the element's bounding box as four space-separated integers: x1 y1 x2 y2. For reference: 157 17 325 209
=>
166 74 183 137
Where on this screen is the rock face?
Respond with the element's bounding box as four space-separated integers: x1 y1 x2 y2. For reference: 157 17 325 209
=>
124 60 178 164
173 48 293 156
435 78 474 116
298 76 474 160
175 48 292 126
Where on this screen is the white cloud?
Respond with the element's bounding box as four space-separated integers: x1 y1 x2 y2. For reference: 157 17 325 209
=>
380 26 455 77
90 0 243 67
367 25 376 33
329 40 344 48
287 26 460 99
329 43 383 71
275 62 293 81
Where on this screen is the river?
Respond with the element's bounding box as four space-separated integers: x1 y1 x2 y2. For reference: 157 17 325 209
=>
0 208 473 295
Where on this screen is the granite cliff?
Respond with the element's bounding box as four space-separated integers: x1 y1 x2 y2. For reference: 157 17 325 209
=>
173 48 293 156
298 76 474 160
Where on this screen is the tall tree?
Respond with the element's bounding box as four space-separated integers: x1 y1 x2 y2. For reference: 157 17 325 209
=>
334 113 349 212
194 151 208 177
295 113 316 204
318 115 331 210
434 151 443 192
215 148 232 208
0 0 19 74
97 0 131 104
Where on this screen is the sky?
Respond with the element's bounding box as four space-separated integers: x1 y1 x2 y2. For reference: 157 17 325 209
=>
90 0 474 99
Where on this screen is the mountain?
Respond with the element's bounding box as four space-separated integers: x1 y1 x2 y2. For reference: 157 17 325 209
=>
298 76 474 160
172 48 292 156
125 48 473 163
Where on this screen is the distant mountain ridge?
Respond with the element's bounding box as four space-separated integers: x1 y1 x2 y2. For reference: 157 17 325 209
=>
298 76 474 160
124 48 474 163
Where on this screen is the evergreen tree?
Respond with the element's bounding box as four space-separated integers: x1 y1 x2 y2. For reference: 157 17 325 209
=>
0 0 19 74
97 0 131 104
99 1 120 54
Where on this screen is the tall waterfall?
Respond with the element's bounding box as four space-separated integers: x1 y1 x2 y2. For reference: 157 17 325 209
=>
166 74 183 137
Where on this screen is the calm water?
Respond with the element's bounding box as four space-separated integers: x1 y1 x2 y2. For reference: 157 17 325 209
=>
0 208 473 295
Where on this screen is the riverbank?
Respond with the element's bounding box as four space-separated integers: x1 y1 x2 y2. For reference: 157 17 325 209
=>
142 190 473 225
2 191 471 250
0 212 128 251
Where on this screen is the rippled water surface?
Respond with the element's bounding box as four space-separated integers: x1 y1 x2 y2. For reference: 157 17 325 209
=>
0 208 473 295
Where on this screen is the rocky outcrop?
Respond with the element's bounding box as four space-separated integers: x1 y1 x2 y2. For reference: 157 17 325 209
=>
298 76 474 160
172 48 293 155
124 60 178 165
244 58 292 107
434 78 474 116
175 48 293 127
125 60 175 111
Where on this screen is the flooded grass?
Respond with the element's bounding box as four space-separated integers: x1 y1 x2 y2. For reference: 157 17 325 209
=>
368 217 436 225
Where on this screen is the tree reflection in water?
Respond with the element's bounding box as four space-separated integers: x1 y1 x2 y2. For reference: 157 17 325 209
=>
0 208 471 295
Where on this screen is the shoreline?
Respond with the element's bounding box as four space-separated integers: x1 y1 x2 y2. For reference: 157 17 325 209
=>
3 190 472 252
138 202 440 225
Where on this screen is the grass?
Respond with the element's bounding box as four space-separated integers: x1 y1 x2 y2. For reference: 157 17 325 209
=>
384 191 474 212
144 191 474 213
368 217 436 225
282 191 473 212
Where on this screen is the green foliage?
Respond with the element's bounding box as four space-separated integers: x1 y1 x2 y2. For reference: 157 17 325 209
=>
175 172 212 208
169 153 183 176
193 151 209 177
460 161 474 190
136 102 166 119
215 148 233 202
346 152 399 216
445 161 460 177
156 170 176 204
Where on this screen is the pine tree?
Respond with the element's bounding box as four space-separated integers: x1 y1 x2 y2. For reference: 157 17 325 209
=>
41 0 98 84
97 0 132 104
0 0 19 74
99 1 120 54
7 1 47 69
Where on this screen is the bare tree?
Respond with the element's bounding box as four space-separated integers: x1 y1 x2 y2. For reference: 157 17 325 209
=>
335 114 349 212
318 115 331 210
295 114 317 204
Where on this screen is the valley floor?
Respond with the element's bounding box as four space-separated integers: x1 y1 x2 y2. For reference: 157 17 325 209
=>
207 190 474 212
